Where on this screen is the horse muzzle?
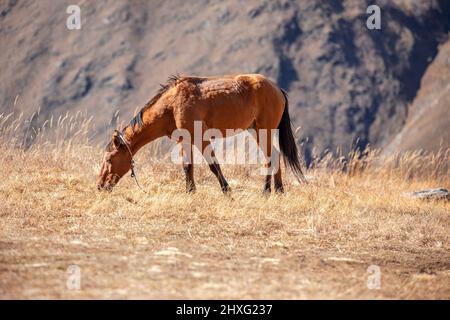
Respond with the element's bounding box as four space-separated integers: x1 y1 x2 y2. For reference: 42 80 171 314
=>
97 182 115 192
97 174 119 191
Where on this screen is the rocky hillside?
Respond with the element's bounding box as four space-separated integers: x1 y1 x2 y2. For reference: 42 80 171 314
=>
385 38 450 153
1 0 449 162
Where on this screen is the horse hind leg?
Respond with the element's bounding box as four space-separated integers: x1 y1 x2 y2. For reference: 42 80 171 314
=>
274 162 284 193
255 128 273 194
263 163 272 194
269 130 283 193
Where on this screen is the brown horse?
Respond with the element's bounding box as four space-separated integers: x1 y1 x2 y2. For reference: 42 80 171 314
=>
97 74 305 193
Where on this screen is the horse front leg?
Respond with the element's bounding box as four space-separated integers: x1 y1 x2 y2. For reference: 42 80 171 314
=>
183 163 196 193
180 143 196 193
201 139 231 194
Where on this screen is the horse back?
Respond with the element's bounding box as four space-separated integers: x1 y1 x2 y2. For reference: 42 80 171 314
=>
170 74 285 132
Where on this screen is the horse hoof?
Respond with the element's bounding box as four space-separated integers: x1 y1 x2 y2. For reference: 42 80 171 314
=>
275 187 284 194
222 185 231 194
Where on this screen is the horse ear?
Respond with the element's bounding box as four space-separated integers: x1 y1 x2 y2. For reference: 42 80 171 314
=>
112 131 121 149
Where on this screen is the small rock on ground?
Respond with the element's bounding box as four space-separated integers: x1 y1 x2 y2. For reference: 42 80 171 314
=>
405 188 450 201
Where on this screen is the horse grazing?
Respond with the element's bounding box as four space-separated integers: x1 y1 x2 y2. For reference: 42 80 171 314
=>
97 74 305 193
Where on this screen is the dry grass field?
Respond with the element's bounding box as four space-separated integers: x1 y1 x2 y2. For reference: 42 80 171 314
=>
0 113 449 299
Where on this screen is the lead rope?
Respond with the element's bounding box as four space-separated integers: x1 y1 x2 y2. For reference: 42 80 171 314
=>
130 161 149 194
116 130 149 194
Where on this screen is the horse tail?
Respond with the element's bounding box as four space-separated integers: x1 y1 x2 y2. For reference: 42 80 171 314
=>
278 89 307 183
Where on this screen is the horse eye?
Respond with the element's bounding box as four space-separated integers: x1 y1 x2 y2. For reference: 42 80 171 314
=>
106 159 112 164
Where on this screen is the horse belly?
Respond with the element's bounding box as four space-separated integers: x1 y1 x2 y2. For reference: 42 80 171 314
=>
203 101 255 135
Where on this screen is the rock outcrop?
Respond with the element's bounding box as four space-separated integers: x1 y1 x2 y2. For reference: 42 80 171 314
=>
386 38 450 153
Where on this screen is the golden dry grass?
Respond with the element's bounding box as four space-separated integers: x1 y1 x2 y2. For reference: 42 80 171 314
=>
0 112 449 299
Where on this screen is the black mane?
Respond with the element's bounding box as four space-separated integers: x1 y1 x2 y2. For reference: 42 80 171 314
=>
126 74 182 132
128 109 144 129
105 75 183 151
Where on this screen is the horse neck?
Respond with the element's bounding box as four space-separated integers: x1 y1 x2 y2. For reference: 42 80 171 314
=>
124 106 173 155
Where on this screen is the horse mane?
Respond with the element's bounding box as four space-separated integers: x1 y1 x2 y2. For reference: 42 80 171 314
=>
105 75 183 151
127 74 183 132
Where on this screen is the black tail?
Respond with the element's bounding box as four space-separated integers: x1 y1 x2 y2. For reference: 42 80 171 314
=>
278 89 307 183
